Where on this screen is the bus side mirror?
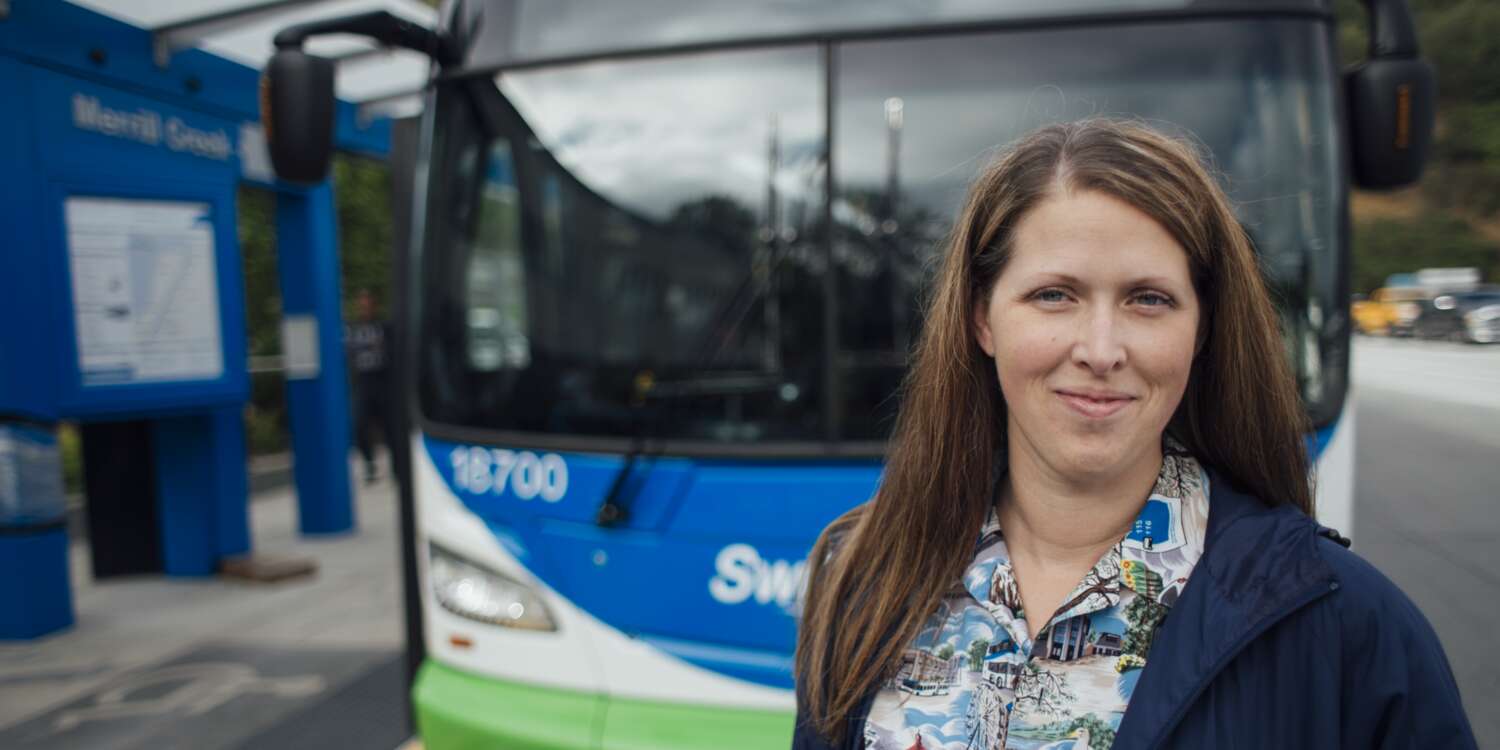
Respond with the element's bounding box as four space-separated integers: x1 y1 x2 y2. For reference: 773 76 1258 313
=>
1345 0 1436 189
261 10 455 184
260 48 336 184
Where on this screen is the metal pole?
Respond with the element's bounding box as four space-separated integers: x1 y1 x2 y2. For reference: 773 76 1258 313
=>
390 111 427 733
764 115 782 373
821 44 842 442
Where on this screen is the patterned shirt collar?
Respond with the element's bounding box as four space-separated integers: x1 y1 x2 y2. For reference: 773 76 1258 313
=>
963 438 1213 645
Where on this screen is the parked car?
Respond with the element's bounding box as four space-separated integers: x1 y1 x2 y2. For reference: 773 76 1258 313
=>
1355 286 1428 336
1351 293 1380 335
1412 289 1500 343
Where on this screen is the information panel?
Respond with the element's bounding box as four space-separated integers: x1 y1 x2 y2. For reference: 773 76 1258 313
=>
65 196 224 386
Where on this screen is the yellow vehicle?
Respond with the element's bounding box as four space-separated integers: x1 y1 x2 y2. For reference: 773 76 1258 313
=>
1353 287 1428 335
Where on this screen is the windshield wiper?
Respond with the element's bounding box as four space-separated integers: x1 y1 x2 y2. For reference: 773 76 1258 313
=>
594 245 788 527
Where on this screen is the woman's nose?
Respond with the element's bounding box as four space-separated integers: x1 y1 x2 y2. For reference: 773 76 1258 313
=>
1070 307 1127 375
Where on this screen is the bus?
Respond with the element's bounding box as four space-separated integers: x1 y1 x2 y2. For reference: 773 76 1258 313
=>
261 1 1432 746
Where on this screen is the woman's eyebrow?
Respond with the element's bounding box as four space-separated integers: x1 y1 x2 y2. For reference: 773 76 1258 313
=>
1023 272 1185 289
1023 272 1085 286
1122 276 1186 289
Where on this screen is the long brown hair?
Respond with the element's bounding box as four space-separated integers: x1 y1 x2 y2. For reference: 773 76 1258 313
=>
794 119 1313 742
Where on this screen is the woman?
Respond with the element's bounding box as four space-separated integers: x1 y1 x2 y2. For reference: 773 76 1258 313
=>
792 120 1475 750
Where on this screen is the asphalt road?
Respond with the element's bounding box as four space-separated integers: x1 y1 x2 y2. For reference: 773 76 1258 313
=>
1351 336 1500 746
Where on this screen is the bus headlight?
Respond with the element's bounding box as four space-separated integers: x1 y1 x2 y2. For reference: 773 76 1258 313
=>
428 543 557 631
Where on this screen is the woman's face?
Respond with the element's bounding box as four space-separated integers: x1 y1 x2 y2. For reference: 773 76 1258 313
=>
975 189 1201 485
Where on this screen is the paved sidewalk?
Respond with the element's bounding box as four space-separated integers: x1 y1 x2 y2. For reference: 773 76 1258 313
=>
0 456 408 749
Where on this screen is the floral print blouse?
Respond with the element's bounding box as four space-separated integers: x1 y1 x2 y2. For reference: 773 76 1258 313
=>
862 443 1212 750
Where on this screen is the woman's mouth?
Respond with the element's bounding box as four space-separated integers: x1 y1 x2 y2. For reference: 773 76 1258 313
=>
1055 389 1135 419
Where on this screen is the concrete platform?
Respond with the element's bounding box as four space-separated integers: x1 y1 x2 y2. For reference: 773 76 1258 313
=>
0 454 408 749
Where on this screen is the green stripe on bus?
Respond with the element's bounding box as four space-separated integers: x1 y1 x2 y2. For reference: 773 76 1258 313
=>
600 689 794 750
413 660 602 749
413 660 795 749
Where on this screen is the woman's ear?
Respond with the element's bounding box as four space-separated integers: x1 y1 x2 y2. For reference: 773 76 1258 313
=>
974 297 996 358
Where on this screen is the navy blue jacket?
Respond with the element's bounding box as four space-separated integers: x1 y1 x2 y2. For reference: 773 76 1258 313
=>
792 470 1478 749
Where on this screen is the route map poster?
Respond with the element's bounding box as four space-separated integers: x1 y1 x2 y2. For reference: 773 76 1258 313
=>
64 196 224 386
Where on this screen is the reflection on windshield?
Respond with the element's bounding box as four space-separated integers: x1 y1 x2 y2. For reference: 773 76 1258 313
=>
500 51 823 223
420 46 829 444
834 20 1343 435
469 0 1212 69
420 17 1347 448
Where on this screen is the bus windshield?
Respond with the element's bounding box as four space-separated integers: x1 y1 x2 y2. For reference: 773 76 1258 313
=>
418 17 1344 451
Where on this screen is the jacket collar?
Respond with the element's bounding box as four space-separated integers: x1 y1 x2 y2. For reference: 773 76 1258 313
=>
1110 467 1340 750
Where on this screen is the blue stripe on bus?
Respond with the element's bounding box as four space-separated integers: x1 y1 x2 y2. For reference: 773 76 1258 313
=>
425 436 879 689
1308 419 1339 460
427 423 1342 690
636 634 796 688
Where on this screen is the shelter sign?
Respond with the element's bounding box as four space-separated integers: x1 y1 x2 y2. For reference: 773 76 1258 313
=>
65 197 224 385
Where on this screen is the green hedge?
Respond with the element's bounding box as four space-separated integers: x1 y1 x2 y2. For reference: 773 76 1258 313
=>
1351 212 1500 295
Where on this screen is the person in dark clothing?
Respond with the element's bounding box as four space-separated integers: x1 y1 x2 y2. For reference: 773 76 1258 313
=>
792 120 1476 749
347 289 389 483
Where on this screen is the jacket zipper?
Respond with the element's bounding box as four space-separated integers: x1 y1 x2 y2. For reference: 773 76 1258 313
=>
1138 577 1340 748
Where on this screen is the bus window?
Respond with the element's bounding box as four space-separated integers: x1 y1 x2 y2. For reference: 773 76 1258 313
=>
421 46 828 444
466 140 530 372
834 19 1344 436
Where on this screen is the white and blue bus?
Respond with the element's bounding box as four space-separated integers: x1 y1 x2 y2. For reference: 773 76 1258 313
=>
262 1 1432 746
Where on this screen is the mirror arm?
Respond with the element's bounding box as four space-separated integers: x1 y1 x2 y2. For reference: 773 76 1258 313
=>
1360 0 1420 59
272 10 459 65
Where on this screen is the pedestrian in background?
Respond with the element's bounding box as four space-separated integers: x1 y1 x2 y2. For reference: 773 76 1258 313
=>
793 120 1476 749
346 289 389 483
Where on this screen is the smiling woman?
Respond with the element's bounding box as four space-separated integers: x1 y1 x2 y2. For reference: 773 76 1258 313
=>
792 120 1476 750
975 190 1201 493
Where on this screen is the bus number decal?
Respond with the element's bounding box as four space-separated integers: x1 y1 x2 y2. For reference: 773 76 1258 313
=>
537 453 568 501
449 446 567 502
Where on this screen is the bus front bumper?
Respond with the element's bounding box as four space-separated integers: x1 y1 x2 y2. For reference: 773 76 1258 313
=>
413 660 794 750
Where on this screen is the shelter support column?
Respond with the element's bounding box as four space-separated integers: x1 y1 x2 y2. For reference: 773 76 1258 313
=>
151 407 252 576
276 184 355 535
210 408 252 557
0 524 72 639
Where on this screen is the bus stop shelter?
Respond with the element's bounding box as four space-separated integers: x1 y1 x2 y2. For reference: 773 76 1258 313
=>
0 0 432 640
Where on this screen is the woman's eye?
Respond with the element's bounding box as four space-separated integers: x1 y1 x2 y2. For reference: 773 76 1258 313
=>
1033 288 1070 303
1134 291 1174 307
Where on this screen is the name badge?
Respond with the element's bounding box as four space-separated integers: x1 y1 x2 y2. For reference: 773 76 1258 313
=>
1123 496 1184 553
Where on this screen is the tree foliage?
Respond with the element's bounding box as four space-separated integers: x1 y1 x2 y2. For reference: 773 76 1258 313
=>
335 154 394 315
968 638 989 672
1418 0 1500 105
238 186 280 357
238 185 286 454
1351 214 1499 294
1121 595 1167 659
